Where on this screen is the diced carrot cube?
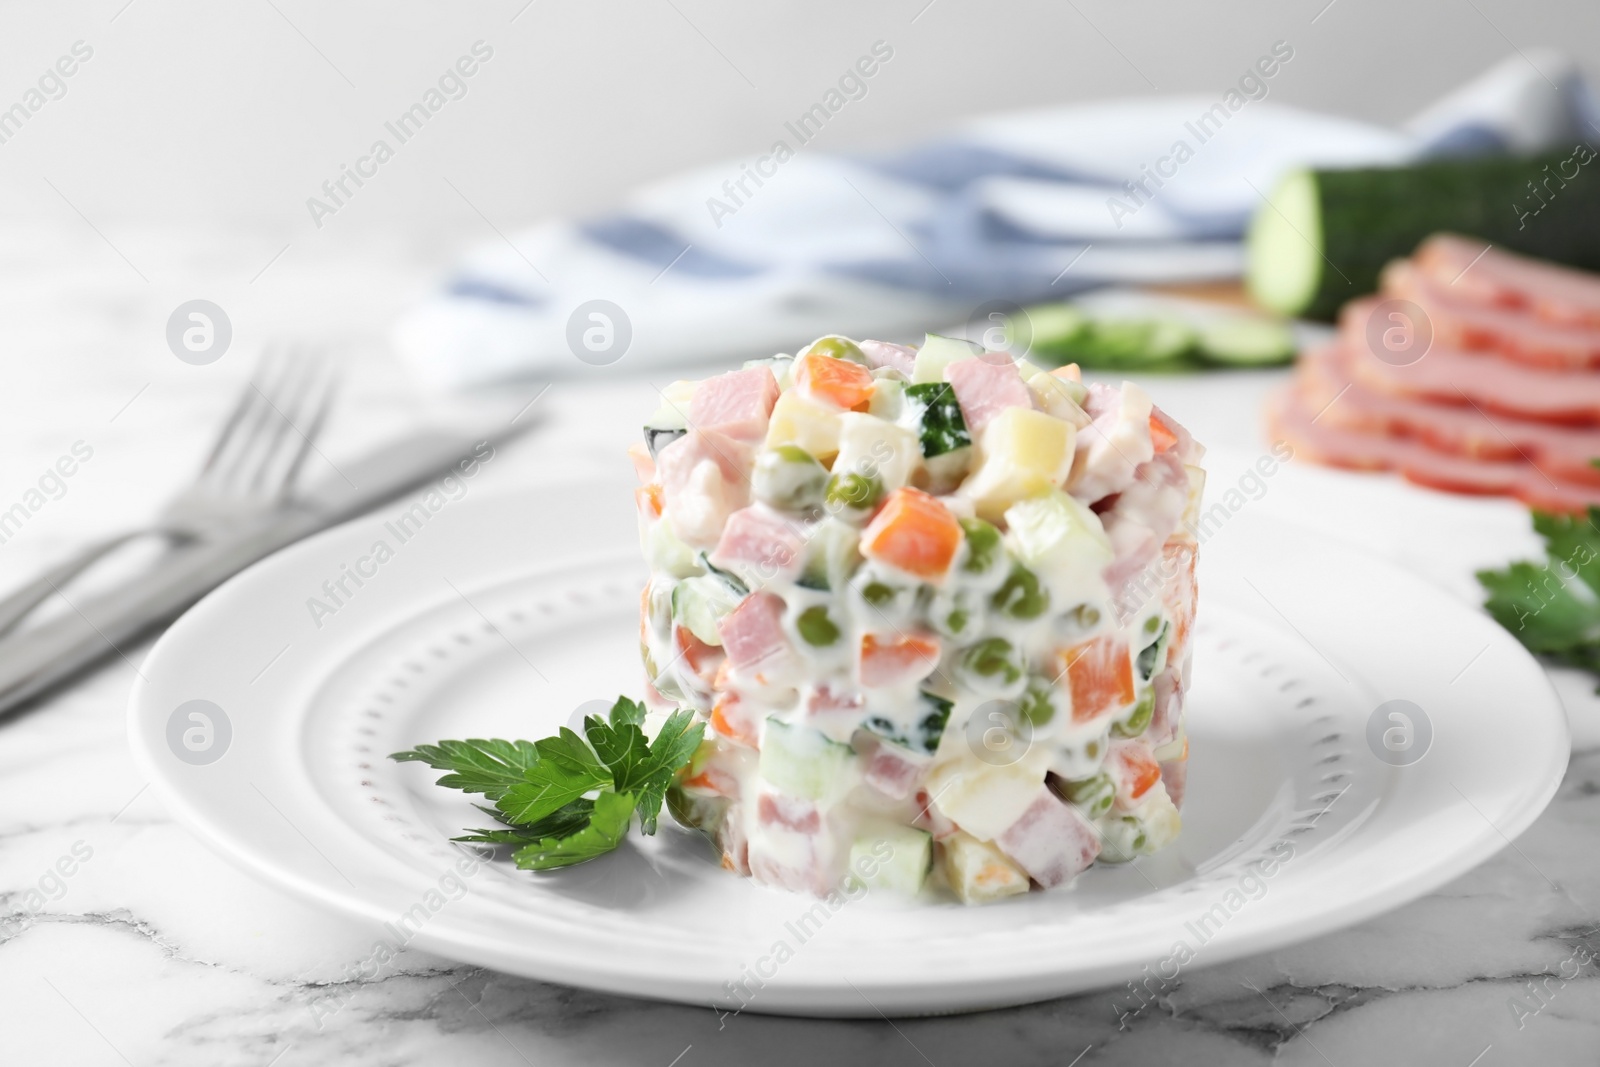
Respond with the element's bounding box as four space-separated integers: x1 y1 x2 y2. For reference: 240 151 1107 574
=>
860 487 962 580
627 441 655 483
635 483 664 519
675 625 722 681
710 694 760 747
1149 413 1179 453
860 631 942 687
1055 635 1136 723
793 352 875 411
1050 364 1082 382
1107 740 1162 809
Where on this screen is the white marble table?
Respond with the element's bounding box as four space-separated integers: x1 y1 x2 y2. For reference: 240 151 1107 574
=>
4 223 1599 1067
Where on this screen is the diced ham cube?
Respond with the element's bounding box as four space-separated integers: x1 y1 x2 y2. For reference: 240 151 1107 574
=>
690 366 780 442
747 811 832 895
859 339 917 376
1148 667 1182 748
757 791 821 833
1160 537 1199 665
994 788 1102 888
717 591 796 684
863 739 932 800
1161 750 1188 810
709 505 807 586
1106 738 1163 811
945 356 1033 436
1054 635 1136 724
655 429 753 548
859 631 941 688
1072 382 1156 503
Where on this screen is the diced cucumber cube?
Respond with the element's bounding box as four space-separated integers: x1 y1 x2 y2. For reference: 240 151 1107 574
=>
901 381 972 458
643 517 703 579
671 574 743 645
760 718 857 801
1004 490 1113 604
849 822 932 895
753 445 828 512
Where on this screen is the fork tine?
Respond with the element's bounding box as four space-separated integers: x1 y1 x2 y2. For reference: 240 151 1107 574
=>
214 349 295 496
276 360 342 501
195 344 277 481
247 347 321 496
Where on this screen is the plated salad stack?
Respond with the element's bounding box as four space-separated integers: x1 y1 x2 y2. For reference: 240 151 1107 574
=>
629 334 1205 903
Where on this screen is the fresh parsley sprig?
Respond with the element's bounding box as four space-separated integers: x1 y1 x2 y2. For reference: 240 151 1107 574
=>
1478 507 1600 678
391 695 705 870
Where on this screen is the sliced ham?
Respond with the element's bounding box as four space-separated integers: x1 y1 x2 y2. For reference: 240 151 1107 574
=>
708 505 807 586
1302 346 1600 486
1413 234 1600 330
1381 259 1600 371
690 366 779 441
945 355 1033 436
1160 753 1188 810
1268 383 1600 510
1339 302 1600 424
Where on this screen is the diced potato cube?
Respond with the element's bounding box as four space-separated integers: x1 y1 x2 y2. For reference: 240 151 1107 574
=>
835 412 919 493
942 831 1029 903
765 390 843 463
960 408 1076 523
925 743 1053 841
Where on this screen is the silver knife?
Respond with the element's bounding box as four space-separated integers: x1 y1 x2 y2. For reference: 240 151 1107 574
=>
0 421 535 717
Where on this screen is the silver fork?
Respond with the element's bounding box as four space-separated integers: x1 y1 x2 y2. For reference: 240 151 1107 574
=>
0 346 340 637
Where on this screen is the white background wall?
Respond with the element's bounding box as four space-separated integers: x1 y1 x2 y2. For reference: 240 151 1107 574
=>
0 0 1594 238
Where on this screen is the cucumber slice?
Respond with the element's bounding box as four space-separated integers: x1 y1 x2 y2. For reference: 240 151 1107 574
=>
1195 317 1295 366
1022 304 1087 355
760 718 856 801
911 333 982 384
644 379 700 456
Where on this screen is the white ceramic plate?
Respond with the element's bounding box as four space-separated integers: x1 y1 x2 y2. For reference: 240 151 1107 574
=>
128 479 1569 1017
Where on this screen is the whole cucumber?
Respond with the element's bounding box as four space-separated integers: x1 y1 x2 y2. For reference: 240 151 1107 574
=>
1247 147 1600 320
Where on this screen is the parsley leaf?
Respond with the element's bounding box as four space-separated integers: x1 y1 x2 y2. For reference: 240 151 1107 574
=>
1479 506 1600 676
512 791 636 870
391 694 705 870
388 739 541 801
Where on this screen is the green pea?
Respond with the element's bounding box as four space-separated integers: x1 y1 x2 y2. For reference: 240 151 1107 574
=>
796 605 841 647
1112 686 1155 738
1059 771 1114 818
1018 680 1056 727
826 471 884 514
861 581 897 607
947 609 969 634
962 637 1021 686
959 517 1002 575
753 446 828 512
991 564 1049 620
807 336 868 365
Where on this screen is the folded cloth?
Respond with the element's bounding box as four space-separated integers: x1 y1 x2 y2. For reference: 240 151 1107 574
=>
395 50 1598 389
